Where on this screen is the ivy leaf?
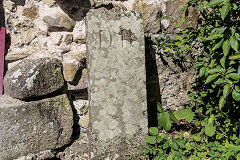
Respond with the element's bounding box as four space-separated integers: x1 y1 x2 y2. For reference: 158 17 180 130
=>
221 3 231 20
230 36 239 52
206 33 224 41
205 123 216 137
212 38 224 50
219 96 226 110
223 84 231 98
149 127 159 136
208 0 224 7
205 74 219 84
232 90 240 101
146 136 156 145
222 39 230 56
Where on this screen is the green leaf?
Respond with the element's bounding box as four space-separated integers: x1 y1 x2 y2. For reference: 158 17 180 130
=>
221 3 231 20
223 84 231 98
170 142 179 150
199 67 206 77
237 152 240 160
158 112 172 132
176 36 183 41
220 56 226 68
208 114 215 124
225 73 240 80
232 90 240 101
233 3 238 10
235 85 240 92
205 74 219 84
156 133 165 143
157 102 163 113
208 0 224 7
215 78 225 85
230 36 239 52
199 3 204 12
209 59 217 68
192 63 203 69
149 127 159 136
238 65 240 76
207 68 221 74
169 111 178 123
222 39 230 56
235 33 240 41
229 54 240 60
205 123 216 137
216 133 223 140
185 107 195 123
212 38 224 50
206 33 224 41
226 67 236 74
219 96 226 109
146 136 156 145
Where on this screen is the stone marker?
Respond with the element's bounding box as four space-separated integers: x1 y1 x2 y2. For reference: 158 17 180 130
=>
87 8 148 159
0 94 73 160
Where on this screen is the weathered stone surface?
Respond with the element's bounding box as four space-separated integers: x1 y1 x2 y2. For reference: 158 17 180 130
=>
79 112 89 129
73 99 89 115
67 68 88 90
23 6 39 19
73 20 86 43
43 13 76 31
87 8 148 159
15 150 55 160
165 1 198 33
4 58 64 99
133 0 162 34
0 94 73 160
56 133 89 160
63 63 79 82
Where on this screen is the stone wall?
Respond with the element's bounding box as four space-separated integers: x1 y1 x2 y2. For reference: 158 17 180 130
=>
0 0 198 159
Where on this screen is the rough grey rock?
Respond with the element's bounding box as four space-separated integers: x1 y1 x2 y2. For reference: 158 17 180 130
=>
87 8 148 159
4 58 64 99
0 94 73 160
43 13 76 31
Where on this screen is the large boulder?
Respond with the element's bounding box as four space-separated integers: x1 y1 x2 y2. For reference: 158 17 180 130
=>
0 94 73 160
4 58 65 99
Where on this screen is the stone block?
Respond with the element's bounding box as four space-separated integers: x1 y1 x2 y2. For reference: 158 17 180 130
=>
0 94 73 160
87 8 148 159
4 58 64 99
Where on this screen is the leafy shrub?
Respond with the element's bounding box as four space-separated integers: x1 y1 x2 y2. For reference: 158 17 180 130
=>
131 0 240 159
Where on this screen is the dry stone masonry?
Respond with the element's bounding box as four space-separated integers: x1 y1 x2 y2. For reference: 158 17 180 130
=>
87 8 148 159
0 94 73 160
0 0 199 159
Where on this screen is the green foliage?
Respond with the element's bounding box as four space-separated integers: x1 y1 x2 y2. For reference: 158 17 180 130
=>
130 0 240 159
